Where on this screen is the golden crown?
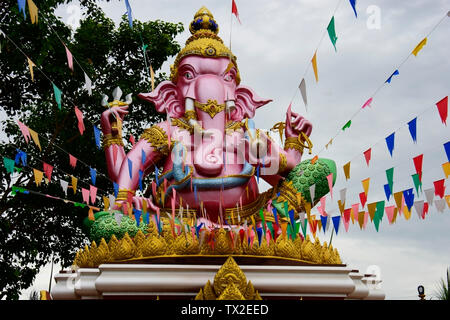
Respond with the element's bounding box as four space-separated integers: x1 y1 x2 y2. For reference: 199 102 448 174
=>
170 6 241 84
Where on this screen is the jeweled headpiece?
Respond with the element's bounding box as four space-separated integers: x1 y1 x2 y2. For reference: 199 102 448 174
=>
170 6 241 84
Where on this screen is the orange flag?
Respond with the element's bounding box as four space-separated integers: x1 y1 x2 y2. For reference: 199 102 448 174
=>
150 64 155 91
311 155 318 164
33 168 43 186
29 128 41 151
367 202 377 222
88 207 95 221
311 52 319 82
27 0 39 24
27 58 36 81
362 178 370 196
103 196 110 211
71 175 77 194
442 162 450 179
343 162 351 180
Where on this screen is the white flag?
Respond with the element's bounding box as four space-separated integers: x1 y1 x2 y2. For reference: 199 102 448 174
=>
424 188 434 207
84 72 92 96
299 78 307 108
108 194 116 210
60 179 69 196
114 212 123 225
309 184 316 204
435 199 446 213
413 200 424 219
340 188 347 203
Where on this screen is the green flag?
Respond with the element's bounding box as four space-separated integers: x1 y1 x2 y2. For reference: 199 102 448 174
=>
53 83 62 109
327 16 338 51
412 173 422 195
375 201 385 221
386 167 394 192
301 218 308 238
342 120 351 131
3 157 15 174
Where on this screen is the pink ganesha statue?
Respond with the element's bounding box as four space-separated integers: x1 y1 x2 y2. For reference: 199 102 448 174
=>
94 7 336 240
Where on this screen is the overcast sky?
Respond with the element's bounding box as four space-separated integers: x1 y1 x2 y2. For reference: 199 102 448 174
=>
17 0 450 300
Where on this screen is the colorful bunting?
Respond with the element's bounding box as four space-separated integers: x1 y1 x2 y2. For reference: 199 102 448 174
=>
340 188 347 203
435 199 446 213
386 167 394 192
311 52 319 82
309 184 315 204
60 179 68 196
359 191 367 208
65 45 73 71
363 148 371 166
433 179 445 199
299 78 307 107
17 120 31 143
361 178 370 196
358 211 365 229
27 57 36 81
385 206 397 224
33 168 43 186
82 188 90 204
413 200 424 219
367 202 377 222
411 174 422 195
90 167 96 185
343 161 351 180
89 185 97 204
393 191 403 211
385 133 395 157
362 97 373 109
52 83 62 109
332 216 340 235
424 188 434 206
93 125 101 149
232 0 241 24
327 173 333 199
384 184 391 201
436 96 448 125
69 154 77 169
74 106 85 135
443 162 450 179
412 37 427 56
43 162 53 181
29 128 41 151
413 154 423 181
444 142 450 162
385 70 399 83
18 0 26 19
15 150 27 166
403 189 415 211
3 157 15 174
342 120 351 131
407 118 417 143
349 0 357 18
327 16 338 51
71 175 77 194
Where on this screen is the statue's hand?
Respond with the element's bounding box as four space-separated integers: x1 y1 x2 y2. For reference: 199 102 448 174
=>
112 195 159 213
100 105 129 135
284 106 312 138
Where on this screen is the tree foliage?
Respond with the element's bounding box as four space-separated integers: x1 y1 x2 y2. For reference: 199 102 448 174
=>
0 0 183 299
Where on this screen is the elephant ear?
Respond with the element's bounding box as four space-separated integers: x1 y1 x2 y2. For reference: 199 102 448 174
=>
138 81 184 118
231 85 272 121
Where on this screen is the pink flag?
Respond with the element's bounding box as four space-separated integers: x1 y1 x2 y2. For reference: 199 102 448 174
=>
433 179 445 198
69 154 77 169
43 162 53 181
326 173 333 199
363 211 369 229
74 106 85 135
385 205 396 224
436 96 448 125
89 185 97 204
351 203 359 222
65 45 74 71
363 148 371 167
17 120 31 143
343 216 350 232
232 0 241 24
129 134 135 146
82 188 90 204
318 196 327 216
362 97 373 109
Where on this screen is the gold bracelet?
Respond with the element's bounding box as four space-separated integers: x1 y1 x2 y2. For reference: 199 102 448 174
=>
116 189 135 201
102 133 124 150
284 136 304 154
278 152 287 173
140 125 169 156
184 110 197 122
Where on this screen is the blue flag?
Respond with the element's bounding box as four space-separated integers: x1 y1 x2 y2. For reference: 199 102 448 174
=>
133 209 142 226
385 132 395 157
403 188 415 211
144 212 150 225
15 149 27 166
408 117 417 143
272 207 279 225
93 125 101 149
444 141 450 162
349 0 357 18
125 0 133 28
113 182 119 198
256 165 260 183
195 222 204 239
256 227 263 246
90 167 97 185
332 216 340 235
17 0 26 19
127 158 133 178
320 215 328 233
384 184 391 201
155 166 159 186
141 149 146 166
385 70 399 83
138 169 143 191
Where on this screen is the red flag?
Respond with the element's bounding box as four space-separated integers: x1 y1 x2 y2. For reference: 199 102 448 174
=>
129 134 135 146
413 154 423 181
422 202 429 219
436 96 448 125
74 106 85 135
43 162 53 181
89 185 97 204
359 192 367 208
433 179 445 198
232 0 241 24
363 148 371 167
69 154 77 169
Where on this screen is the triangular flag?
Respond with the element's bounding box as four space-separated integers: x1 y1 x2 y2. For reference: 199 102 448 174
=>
436 96 448 125
342 120 351 131
27 57 36 81
27 0 38 24
386 167 394 192
343 162 351 180
361 178 370 196
33 169 43 186
82 188 90 204
413 200 424 219
403 189 415 211
351 203 359 224
446 195 450 209
393 191 403 210
17 120 31 143
359 192 367 208
363 211 369 229
74 106 85 135
311 52 319 83
71 175 77 194
403 198 412 220
358 211 365 229
124 0 133 28
407 118 417 143
64 45 73 71
29 128 41 151
424 188 434 206
150 64 155 91
14 150 27 166
443 162 450 179
413 154 423 181
3 157 15 174
52 83 62 110
349 0 357 18
338 200 345 215
385 206 397 224
89 185 97 204
412 37 427 56
363 148 371 166
299 78 307 108
90 167 97 185
327 173 333 199
103 196 110 211
385 69 399 83
385 133 395 156
84 72 92 96
384 184 392 201
327 16 338 51
18 0 26 19
433 179 445 199
60 179 69 196
367 202 377 222
43 162 53 181
411 174 422 195
93 125 101 149
435 199 446 213
444 141 450 162
231 0 241 24
69 154 77 169
127 158 133 179
332 216 340 235
309 184 315 204
362 97 373 109
113 182 119 198
340 188 347 203
320 215 328 233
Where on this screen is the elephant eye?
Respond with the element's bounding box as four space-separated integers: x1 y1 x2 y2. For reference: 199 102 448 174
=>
224 73 233 82
184 71 194 80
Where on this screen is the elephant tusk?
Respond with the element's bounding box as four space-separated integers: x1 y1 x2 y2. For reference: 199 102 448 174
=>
124 93 133 105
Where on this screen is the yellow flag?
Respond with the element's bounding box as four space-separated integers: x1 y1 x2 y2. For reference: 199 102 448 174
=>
393 191 403 211
445 195 450 209
33 169 43 186
337 200 345 214
27 0 39 24
281 222 288 238
142 198 147 214
88 207 95 221
392 207 398 224
343 162 351 180
412 37 427 56
367 202 377 222
362 178 370 196
403 205 411 220
150 64 155 91
27 58 36 81
350 208 355 224
103 196 110 211
29 128 41 151
71 175 77 194
311 52 319 82
317 219 322 231
305 201 311 221
325 139 333 149
442 162 450 179
358 211 365 229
